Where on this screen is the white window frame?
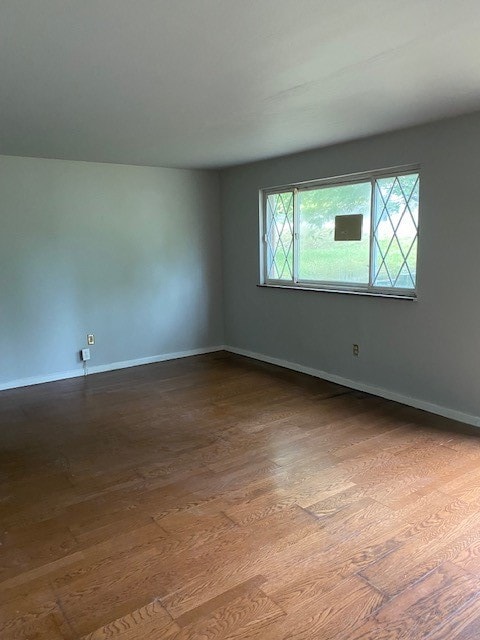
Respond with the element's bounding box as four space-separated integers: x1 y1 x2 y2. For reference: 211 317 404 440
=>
259 164 420 299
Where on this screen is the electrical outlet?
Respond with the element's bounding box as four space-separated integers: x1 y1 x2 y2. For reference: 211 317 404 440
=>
81 348 91 361
87 334 95 345
353 344 359 357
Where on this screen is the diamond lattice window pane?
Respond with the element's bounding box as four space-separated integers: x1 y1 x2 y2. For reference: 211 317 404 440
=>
265 191 294 280
372 173 419 289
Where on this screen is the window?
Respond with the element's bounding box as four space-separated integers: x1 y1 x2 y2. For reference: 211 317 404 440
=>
261 166 419 298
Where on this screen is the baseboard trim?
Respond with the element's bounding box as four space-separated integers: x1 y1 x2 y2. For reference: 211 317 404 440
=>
0 346 225 392
5 344 478 428
224 345 480 428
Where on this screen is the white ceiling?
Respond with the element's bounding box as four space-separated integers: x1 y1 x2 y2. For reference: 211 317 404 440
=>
1 0 480 169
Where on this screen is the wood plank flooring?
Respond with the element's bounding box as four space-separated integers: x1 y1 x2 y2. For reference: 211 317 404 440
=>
2 351 480 638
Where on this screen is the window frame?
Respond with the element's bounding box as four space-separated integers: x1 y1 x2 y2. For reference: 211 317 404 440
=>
260 164 420 299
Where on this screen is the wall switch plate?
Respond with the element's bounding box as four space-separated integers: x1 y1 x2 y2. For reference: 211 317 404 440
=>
81 348 91 361
87 334 95 345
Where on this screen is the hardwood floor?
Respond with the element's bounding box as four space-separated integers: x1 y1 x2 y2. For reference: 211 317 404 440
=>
2 351 480 639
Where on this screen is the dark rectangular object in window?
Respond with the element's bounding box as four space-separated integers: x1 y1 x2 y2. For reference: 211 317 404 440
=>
334 214 363 241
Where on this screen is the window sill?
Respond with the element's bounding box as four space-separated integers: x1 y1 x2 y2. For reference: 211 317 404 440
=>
257 283 417 301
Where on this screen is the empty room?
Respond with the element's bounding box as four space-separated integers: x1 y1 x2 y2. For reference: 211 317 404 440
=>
3 1 480 638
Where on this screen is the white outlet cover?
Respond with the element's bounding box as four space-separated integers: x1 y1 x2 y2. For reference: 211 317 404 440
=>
81 348 91 361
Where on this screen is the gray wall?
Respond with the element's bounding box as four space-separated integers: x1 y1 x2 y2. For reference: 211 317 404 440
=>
220 112 480 419
0 155 223 386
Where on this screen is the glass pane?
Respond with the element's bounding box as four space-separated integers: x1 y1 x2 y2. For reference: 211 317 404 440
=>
265 191 294 280
372 173 419 289
298 182 371 284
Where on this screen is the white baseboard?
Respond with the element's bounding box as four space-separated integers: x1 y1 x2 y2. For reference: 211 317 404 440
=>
4 344 479 429
0 346 225 392
224 345 480 428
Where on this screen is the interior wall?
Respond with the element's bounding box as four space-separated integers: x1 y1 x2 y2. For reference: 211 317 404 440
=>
0 155 223 388
220 111 480 422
